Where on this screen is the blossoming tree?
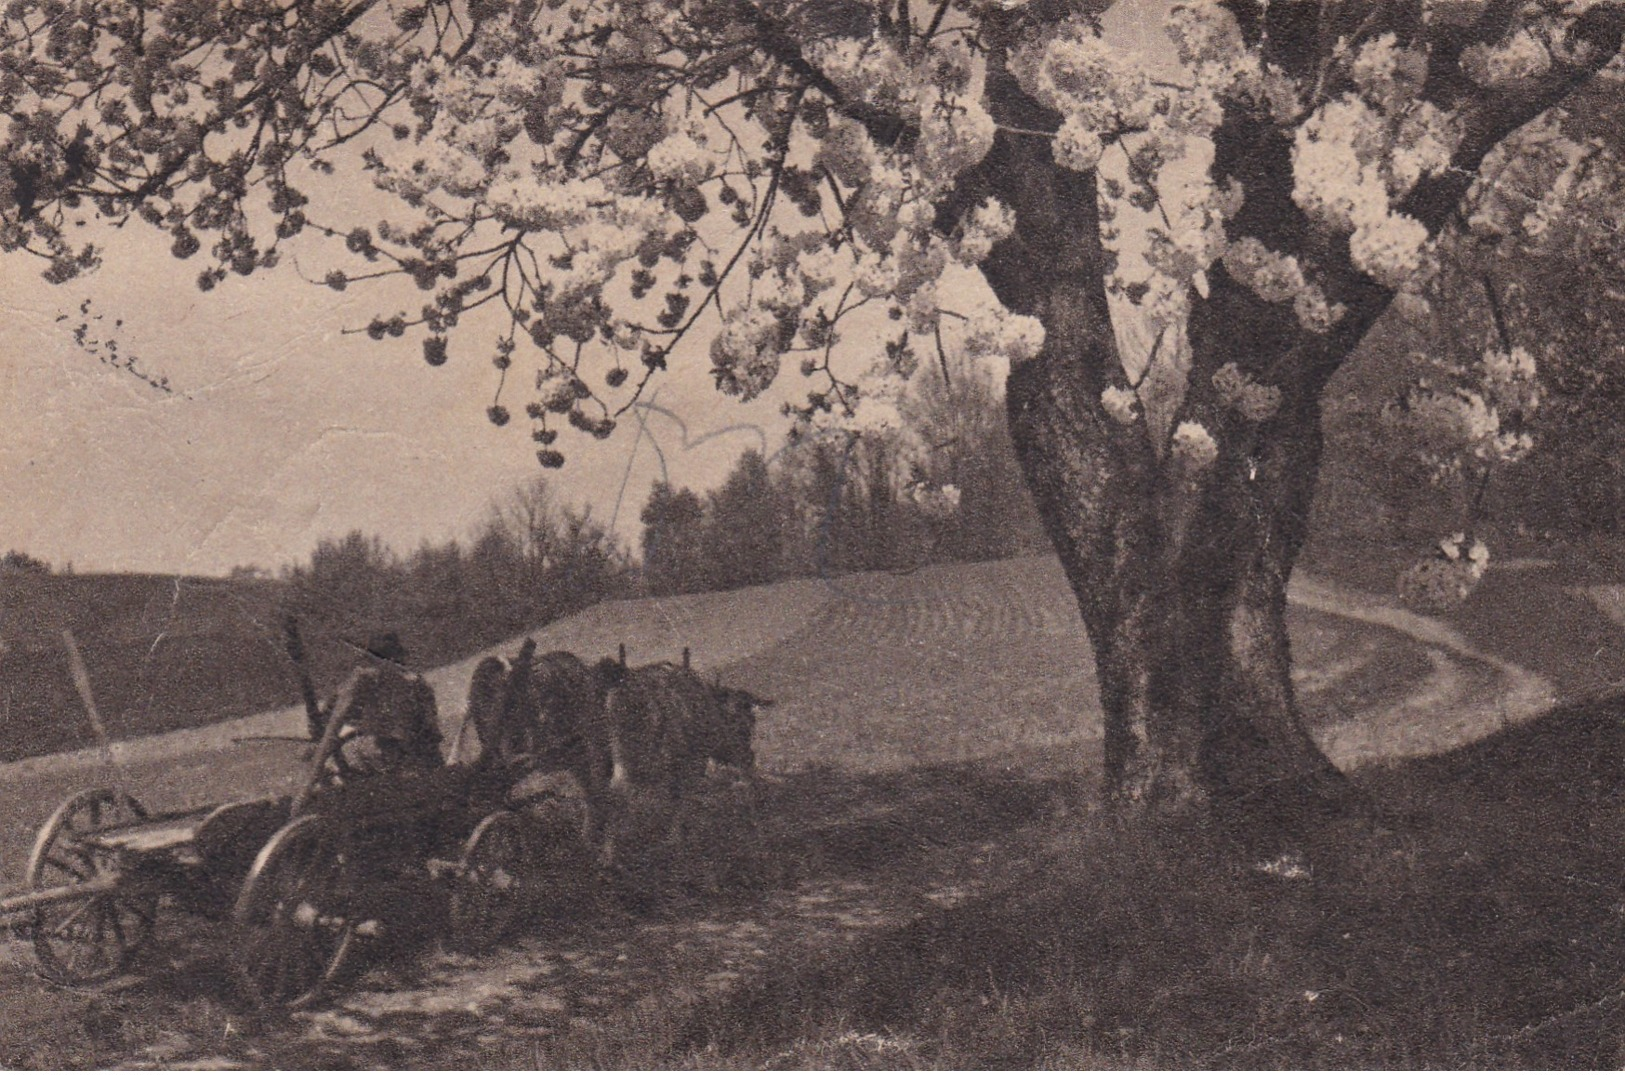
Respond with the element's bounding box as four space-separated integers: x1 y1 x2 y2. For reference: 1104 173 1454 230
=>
4 0 1623 818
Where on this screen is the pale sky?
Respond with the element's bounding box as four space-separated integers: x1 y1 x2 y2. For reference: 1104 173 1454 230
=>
0 213 795 575
0 0 1172 577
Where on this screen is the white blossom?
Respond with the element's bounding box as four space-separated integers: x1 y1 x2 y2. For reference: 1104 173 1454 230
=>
710 305 783 400
1294 287 1347 334
848 394 904 435
904 280 941 334
1171 420 1220 470
1291 94 1389 232
817 117 880 188
846 161 910 248
1462 29 1553 86
1100 385 1140 425
1399 555 1482 610
1350 32 1427 114
918 92 996 184
1222 237 1342 332
644 127 712 184
1484 344 1538 386
853 250 900 299
795 244 846 293
1024 24 1124 130
809 37 916 115
955 198 1016 264
1255 64 1304 123
908 481 962 516
1392 103 1463 196
1349 209 1429 289
1211 363 1282 422
1053 118 1105 172
962 303 1046 365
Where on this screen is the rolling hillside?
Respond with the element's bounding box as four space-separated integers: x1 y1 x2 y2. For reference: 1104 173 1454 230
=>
0 553 1525 892
0 552 1595 1069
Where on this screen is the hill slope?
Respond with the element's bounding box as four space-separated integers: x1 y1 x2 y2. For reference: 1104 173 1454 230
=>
0 554 1538 891
0 572 297 761
0 553 1587 1069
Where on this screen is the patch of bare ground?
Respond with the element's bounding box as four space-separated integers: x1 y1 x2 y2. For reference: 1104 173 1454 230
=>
0 763 1070 1069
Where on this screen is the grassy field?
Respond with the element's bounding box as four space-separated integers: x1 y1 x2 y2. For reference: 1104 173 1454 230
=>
660 694 1625 1069
1 551 1619 1068
0 572 303 762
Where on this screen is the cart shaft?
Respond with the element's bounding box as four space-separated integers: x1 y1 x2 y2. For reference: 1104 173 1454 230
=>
0 874 122 918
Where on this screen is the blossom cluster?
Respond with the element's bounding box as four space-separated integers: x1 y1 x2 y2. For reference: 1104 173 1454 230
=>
810 34 993 194
1391 341 1542 487
953 198 1017 265
1398 532 1491 610
1165 2 1254 93
644 122 715 185
710 305 786 401
1290 91 1450 291
1171 420 1220 470
1221 238 1345 334
959 302 1046 366
907 480 963 517
1211 363 1282 422
1401 386 1534 466
1461 27 1553 87
1100 384 1140 426
1398 555 1480 611
1012 21 1150 141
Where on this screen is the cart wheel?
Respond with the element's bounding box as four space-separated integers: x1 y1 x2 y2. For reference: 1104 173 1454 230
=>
24 788 157 985
231 814 354 1009
447 810 532 953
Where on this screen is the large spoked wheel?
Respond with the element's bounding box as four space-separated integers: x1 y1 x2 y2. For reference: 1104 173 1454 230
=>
447 810 532 953
231 814 354 1010
24 788 157 985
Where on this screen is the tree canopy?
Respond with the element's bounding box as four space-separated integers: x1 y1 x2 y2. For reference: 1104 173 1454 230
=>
6 0 1625 815
6 0 1611 459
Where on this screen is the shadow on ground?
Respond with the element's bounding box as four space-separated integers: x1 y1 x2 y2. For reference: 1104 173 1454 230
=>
671 693 1625 1069
10 699 1625 1068
0 760 1073 1069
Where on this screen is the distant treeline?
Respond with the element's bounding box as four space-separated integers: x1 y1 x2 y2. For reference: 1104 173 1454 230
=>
0 484 635 761
286 363 1049 673
639 358 1049 597
281 480 636 689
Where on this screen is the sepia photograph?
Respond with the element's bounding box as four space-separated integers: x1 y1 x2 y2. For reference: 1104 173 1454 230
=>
2 0 1624 1067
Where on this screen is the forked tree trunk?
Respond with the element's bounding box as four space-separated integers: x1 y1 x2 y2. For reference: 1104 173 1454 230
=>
955 79 1357 825
1005 331 1350 822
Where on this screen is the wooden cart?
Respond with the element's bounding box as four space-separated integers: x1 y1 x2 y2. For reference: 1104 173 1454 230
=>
1 741 592 1008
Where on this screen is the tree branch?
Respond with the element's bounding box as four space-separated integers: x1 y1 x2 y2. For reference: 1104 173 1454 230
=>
1406 3 1625 233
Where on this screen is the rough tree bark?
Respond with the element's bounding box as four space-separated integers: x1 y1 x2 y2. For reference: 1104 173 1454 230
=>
1001 271 1355 822
944 42 1370 824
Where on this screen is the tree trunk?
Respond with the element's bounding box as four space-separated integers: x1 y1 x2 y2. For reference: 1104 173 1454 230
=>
950 51 1366 830
941 2 1625 830
1003 294 1353 826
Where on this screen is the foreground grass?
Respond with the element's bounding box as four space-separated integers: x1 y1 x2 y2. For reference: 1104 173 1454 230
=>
6 694 1623 1069
636 694 1625 1069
